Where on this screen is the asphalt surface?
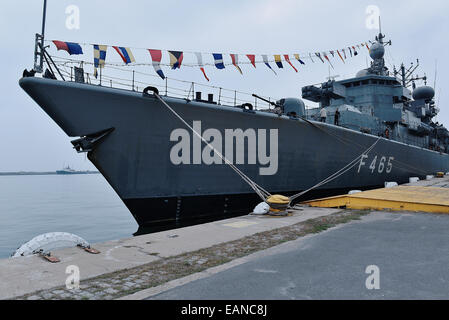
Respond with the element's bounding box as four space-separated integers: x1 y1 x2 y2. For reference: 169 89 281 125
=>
148 212 449 300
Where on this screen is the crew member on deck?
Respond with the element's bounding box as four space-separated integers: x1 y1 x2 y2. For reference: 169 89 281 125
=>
334 108 340 126
320 108 327 123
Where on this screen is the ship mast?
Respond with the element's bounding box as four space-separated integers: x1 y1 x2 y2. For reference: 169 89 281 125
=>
34 0 47 73
366 16 391 77
378 16 383 44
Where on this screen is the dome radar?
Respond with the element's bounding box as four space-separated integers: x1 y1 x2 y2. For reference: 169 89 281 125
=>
369 42 385 60
413 86 435 101
356 69 371 77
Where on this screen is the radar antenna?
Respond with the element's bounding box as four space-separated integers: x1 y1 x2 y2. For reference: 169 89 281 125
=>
378 16 383 42
394 59 426 88
434 60 438 89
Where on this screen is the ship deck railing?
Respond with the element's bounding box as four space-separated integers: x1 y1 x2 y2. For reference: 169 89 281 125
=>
50 56 278 111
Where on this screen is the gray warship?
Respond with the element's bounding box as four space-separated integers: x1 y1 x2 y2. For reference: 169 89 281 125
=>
19 12 449 227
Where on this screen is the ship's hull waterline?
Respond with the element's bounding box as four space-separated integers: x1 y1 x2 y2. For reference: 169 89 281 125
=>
20 77 449 227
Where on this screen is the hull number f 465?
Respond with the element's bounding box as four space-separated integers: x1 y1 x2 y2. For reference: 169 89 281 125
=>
358 155 394 174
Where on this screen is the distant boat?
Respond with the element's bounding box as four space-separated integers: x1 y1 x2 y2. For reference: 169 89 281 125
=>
56 165 96 175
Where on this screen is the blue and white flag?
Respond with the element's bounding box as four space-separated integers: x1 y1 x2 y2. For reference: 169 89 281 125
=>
213 53 225 69
262 55 276 75
315 52 325 63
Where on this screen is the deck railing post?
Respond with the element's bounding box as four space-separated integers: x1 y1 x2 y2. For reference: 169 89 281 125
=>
132 70 135 91
165 77 168 96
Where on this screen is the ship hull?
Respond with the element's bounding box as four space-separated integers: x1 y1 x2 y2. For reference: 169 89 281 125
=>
20 78 449 227
124 187 379 227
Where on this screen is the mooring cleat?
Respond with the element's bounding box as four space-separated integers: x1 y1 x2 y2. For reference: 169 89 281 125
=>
39 252 60 263
84 247 100 254
77 244 100 254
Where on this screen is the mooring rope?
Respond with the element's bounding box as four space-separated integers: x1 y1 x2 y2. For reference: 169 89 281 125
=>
153 93 271 202
152 93 381 207
288 137 381 203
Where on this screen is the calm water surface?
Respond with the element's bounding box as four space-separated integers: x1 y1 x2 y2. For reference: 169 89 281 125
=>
0 174 137 258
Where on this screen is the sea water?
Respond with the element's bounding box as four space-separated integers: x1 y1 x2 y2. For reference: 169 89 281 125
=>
0 174 137 259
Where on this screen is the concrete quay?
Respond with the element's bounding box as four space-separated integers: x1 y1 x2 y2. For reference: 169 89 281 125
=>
2 175 449 300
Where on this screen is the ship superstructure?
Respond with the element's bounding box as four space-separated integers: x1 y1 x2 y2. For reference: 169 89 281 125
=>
302 31 448 153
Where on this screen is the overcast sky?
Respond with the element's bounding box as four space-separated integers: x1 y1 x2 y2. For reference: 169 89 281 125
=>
1 0 448 171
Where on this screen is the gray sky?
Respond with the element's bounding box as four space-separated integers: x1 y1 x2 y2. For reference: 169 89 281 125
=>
1 0 448 171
